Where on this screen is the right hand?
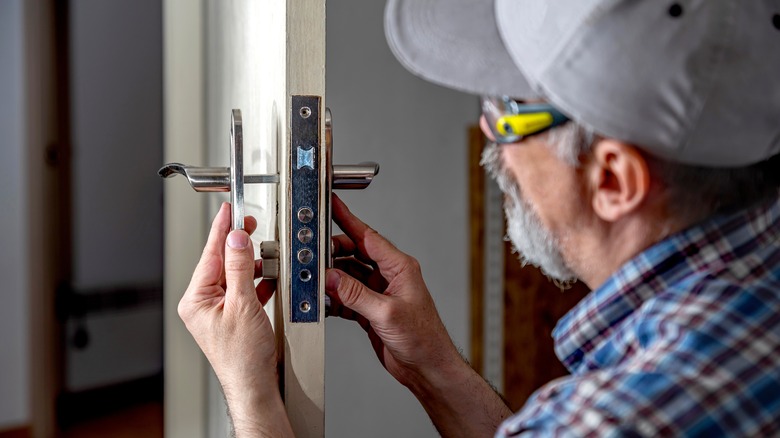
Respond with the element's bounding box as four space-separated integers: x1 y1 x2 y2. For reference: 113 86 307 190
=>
326 195 464 389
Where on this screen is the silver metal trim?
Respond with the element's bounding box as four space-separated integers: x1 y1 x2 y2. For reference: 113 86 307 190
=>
230 109 244 230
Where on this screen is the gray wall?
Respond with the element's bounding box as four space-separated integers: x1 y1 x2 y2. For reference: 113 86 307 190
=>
325 1 478 436
65 0 163 392
0 0 30 429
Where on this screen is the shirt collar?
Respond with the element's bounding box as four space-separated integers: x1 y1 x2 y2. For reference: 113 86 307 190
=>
552 195 780 373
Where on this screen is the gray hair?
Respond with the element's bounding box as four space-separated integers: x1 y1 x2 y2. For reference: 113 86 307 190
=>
541 122 780 223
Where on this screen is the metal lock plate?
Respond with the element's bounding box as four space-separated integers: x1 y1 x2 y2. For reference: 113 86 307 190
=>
290 96 321 323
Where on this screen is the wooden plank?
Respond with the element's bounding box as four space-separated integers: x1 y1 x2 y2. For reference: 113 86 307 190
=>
502 253 589 410
25 1 60 436
468 126 486 375
162 1 207 437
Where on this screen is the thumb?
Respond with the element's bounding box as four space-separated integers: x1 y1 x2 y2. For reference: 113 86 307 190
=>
224 230 256 303
326 269 385 320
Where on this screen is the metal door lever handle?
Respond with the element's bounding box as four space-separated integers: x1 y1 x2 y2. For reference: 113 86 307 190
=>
332 163 380 189
158 163 377 191
158 163 280 192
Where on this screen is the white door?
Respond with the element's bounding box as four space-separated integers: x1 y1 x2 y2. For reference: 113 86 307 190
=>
164 0 326 436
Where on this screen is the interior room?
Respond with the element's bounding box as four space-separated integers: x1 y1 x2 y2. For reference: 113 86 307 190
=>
3 0 587 436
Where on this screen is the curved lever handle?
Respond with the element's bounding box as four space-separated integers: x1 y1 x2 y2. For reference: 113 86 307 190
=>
158 163 280 192
158 163 231 192
332 162 380 189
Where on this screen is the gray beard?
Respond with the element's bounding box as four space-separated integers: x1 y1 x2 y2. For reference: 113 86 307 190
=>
481 143 578 285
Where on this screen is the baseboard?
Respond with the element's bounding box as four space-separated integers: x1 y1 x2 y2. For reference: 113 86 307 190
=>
0 425 32 438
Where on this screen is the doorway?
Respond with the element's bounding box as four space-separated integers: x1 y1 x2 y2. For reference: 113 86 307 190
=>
52 0 164 435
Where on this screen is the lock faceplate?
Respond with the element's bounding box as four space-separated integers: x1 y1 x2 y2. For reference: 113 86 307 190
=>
290 96 321 323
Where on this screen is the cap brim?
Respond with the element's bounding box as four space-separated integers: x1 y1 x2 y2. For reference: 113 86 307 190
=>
384 0 536 98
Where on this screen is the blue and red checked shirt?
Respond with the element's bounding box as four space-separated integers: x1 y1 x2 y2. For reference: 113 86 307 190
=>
497 196 780 437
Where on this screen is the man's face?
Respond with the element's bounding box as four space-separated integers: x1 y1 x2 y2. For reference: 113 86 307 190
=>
480 117 586 285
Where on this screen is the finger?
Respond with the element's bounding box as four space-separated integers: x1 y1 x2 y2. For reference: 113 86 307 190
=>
333 258 390 292
331 194 407 277
189 203 231 289
327 299 368 327
325 268 385 321
217 215 258 288
244 215 258 236
333 258 373 284
333 234 377 267
224 229 258 306
332 234 357 257
256 278 276 307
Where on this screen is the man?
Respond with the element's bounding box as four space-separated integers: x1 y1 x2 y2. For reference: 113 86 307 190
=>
178 0 780 436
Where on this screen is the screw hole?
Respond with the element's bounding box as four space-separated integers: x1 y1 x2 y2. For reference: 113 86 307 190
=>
773 14 780 30
668 3 683 18
300 106 312 119
299 269 312 282
300 301 311 313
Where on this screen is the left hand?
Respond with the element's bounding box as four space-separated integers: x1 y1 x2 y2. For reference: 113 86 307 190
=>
178 202 287 435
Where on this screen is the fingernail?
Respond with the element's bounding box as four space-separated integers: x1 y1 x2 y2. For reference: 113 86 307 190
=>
227 230 249 249
326 270 340 290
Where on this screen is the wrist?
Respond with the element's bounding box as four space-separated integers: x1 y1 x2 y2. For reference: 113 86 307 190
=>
222 368 280 408
405 348 472 398
224 376 294 438
405 354 512 437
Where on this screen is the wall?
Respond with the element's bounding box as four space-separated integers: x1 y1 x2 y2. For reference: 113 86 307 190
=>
0 0 31 429
65 0 163 391
325 1 478 436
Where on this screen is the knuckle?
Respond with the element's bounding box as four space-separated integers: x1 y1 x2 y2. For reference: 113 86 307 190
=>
383 300 400 321
339 277 364 307
404 255 422 274
225 256 252 274
177 297 191 322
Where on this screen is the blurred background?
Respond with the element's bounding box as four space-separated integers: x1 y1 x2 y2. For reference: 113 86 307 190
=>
1 0 477 436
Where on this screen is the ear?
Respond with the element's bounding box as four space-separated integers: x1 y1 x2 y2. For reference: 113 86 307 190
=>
587 139 650 222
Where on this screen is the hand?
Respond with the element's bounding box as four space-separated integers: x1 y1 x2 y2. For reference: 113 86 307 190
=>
325 195 463 390
178 202 292 437
326 195 511 437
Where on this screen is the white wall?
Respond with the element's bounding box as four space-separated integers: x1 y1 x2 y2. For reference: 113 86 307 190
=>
325 1 478 436
0 0 31 429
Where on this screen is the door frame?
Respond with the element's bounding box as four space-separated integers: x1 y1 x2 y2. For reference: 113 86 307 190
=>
162 0 208 436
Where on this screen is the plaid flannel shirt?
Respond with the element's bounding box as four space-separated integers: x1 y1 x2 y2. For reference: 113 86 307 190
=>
497 195 780 437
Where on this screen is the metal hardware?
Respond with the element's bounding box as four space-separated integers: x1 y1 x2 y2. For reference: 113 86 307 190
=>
158 107 380 307
296 207 313 223
260 241 280 279
291 95 321 323
297 227 314 244
230 110 245 230
324 109 334 316
157 165 279 191
333 163 380 189
297 248 314 264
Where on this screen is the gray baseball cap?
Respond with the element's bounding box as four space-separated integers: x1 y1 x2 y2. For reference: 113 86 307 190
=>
385 0 780 167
